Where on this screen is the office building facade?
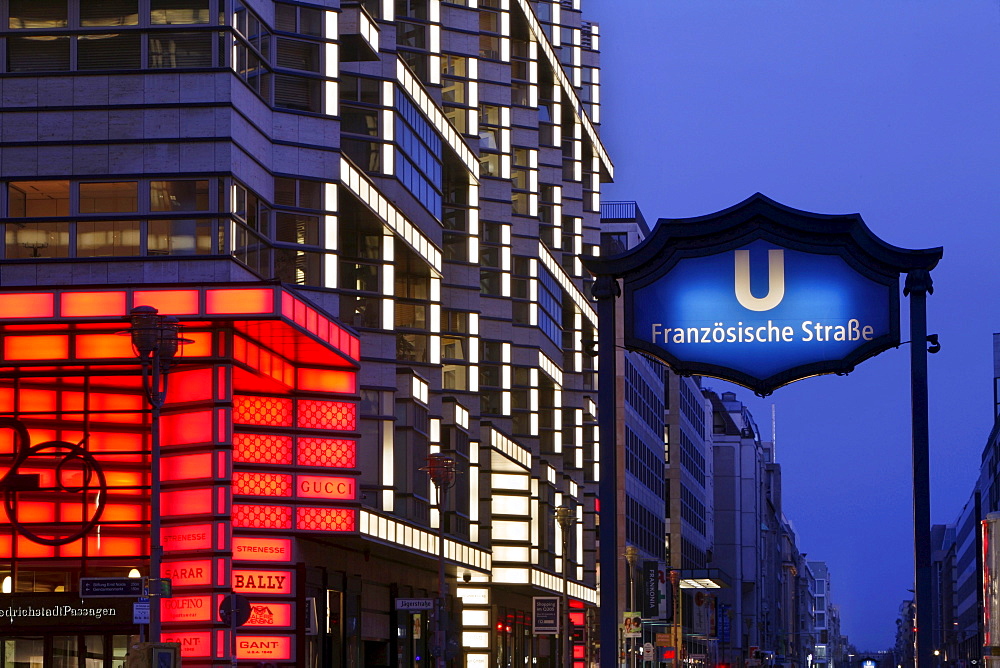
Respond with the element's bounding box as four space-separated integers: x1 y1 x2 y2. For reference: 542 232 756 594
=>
0 0 612 665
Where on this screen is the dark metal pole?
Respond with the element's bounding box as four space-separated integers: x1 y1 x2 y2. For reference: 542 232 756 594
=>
594 274 620 668
905 269 933 668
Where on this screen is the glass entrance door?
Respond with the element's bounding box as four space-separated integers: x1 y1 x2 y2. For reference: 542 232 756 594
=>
1 634 129 667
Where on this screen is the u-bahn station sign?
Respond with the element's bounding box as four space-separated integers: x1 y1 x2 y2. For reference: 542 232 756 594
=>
587 194 942 395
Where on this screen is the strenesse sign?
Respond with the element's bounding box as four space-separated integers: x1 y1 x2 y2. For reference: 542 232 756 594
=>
587 194 942 395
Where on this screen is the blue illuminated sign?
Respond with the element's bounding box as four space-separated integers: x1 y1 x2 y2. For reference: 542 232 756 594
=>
631 239 895 382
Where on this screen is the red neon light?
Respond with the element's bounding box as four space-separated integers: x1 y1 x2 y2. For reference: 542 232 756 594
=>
297 368 357 394
0 293 54 318
161 488 213 516
88 391 144 424
573 646 586 659
161 410 213 446
232 504 293 530
161 595 213 622
168 368 214 402
61 291 126 318
234 434 293 465
296 507 356 532
245 601 294 627
296 474 356 500
162 523 214 551
162 453 213 481
233 396 293 427
162 559 214 587
569 611 585 626
88 431 144 452
161 631 211 658
206 288 274 315
297 400 356 430
182 331 213 357
233 569 293 595
297 437 356 468
16 535 54 557
132 289 200 315
233 537 293 563
5 335 69 360
236 635 292 661
233 472 292 497
75 333 136 359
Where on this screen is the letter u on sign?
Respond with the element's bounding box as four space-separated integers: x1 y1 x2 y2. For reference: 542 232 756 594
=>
734 249 785 311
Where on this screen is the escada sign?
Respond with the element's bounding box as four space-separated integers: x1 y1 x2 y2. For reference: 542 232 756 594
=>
586 194 942 395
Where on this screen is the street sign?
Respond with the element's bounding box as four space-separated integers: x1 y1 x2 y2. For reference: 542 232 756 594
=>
79 577 144 598
395 598 435 611
219 594 252 627
133 601 150 624
654 634 671 646
643 643 654 661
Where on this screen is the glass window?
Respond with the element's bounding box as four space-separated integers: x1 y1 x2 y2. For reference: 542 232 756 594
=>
274 247 320 284
5 222 71 258
148 219 215 255
275 3 322 36
79 34 142 70
77 220 141 257
8 36 70 72
82 0 139 26
276 38 320 72
149 180 209 211
274 212 319 245
150 0 209 24
274 74 321 112
80 182 138 213
8 181 70 217
9 0 66 28
148 32 212 68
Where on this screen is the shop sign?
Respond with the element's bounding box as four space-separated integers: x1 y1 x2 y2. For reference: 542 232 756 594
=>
233 536 293 563
161 559 213 587
161 595 213 623
236 635 293 661
246 601 294 627
161 523 213 552
532 597 559 634
0 594 131 626
232 568 294 595
161 631 211 658
296 474 356 500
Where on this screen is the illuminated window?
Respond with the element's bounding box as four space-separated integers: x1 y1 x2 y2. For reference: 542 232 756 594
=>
9 0 67 29
150 0 209 25
76 221 141 257
149 180 209 212
8 181 70 217
79 182 138 213
147 219 217 255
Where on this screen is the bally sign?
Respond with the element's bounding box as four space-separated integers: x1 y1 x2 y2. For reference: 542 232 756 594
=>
233 569 294 595
586 194 943 395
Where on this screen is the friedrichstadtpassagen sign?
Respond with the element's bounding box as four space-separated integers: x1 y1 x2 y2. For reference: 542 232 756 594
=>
585 194 943 395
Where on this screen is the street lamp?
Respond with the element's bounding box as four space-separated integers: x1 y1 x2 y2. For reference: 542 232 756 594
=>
423 453 458 668
124 306 186 643
554 506 574 668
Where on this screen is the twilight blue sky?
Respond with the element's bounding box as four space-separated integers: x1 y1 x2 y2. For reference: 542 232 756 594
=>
588 0 1000 651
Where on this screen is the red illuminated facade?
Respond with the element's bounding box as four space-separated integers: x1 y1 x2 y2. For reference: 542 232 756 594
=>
0 284 360 666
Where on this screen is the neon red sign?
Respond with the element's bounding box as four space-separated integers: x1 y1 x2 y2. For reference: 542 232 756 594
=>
161 523 213 552
233 537 292 563
236 635 293 661
296 474 356 500
233 569 294 595
162 559 213 587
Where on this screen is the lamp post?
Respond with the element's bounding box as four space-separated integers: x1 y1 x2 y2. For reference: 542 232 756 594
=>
625 546 639 668
555 506 574 668
424 453 457 668
125 306 185 644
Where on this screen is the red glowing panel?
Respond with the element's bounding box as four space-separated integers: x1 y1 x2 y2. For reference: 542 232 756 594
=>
162 488 213 516
162 595 213 622
60 291 126 317
0 293 54 318
162 559 213 587
88 391 144 424
133 289 200 315
569 611 585 626
181 331 213 357
233 472 293 497
233 569 293 595
100 504 144 522
162 523 213 551
104 470 144 488
161 409 213 446
162 453 213 481
233 433 292 465
297 437 356 468
16 535 54 557
89 431 143 452
296 475 356 500
206 288 274 315
17 501 55 523
233 396 293 427
297 368 357 394
573 646 586 659
0 387 14 413
232 504 293 530
245 601 293 627
297 400 356 431
75 333 135 359
167 368 214 402
296 507 356 532
5 335 69 361
87 535 144 557
233 537 292 562
0 534 11 558
161 631 211 658
236 635 292 661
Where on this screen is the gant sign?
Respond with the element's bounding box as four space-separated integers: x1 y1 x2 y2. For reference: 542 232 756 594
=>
586 194 941 395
